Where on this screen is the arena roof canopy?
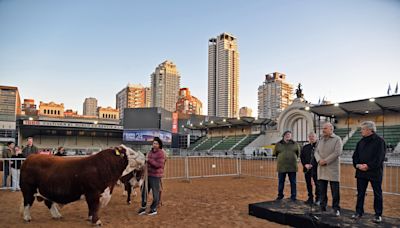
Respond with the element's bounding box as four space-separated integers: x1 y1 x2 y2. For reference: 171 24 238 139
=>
309 94 400 117
183 117 276 130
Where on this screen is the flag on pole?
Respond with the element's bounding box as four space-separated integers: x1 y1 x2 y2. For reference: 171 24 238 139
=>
395 82 399 94
387 84 392 95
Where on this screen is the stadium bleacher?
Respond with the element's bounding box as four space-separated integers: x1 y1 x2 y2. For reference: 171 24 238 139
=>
377 125 400 148
188 136 208 150
343 125 400 151
195 136 225 151
188 134 260 151
232 134 260 150
334 128 350 139
213 135 246 150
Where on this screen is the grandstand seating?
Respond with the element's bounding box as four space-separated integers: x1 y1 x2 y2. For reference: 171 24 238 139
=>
190 134 260 151
232 134 260 150
188 136 208 150
334 128 350 139
213 135 246 150
343 125 400 151
194 136 224 151
343 128 361 150
377 125 400 148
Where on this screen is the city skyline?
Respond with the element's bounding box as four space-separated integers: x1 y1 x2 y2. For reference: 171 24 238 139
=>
1 0 400 115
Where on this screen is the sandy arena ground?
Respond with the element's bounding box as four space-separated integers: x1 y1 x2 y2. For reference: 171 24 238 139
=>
0 176 400 228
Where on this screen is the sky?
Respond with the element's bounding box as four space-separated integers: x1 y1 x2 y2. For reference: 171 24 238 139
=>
1 0 400 115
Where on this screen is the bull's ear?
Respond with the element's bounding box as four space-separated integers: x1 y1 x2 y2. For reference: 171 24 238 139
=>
114 148 121 156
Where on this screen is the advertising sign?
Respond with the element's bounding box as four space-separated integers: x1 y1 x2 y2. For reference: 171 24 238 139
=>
123 130 172 143
172 112 178 133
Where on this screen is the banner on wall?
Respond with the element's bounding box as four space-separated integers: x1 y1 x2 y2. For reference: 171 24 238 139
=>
123 130 172 143
172 112 178 133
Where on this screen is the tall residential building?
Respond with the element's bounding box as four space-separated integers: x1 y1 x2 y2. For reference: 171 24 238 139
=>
151 60 181 112
208 32 239 118
176 88 203 115
258 72 294 120
0 86 21 143
239 107 253 117
116 84 148 120
83 97 98 116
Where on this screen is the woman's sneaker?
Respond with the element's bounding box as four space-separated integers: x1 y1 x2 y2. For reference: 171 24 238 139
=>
351 213 362 220
137 207 146 215
148 209 157 216
372 216 382 223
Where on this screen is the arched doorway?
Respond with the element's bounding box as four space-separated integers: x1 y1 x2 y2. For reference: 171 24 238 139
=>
278 100 314 144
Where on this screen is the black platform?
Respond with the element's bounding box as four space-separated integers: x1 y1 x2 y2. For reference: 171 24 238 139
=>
249 199 399 228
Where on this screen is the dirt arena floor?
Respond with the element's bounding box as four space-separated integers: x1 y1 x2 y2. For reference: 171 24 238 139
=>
1 176 400 228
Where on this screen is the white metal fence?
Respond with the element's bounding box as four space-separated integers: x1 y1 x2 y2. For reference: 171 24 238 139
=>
163 156 400 196
1 156 399 195
1 158 24 191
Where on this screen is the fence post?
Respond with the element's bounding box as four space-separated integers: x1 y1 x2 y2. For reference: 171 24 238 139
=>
185 156 189 181
397 166 399 194
236 155 241 177
236 156 239 177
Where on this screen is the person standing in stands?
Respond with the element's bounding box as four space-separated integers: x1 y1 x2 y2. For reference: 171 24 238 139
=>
300 132 320 205
352 121 386 223
273 130 300 201
10 146 24 191
2 141 15 188
22 137 38 158
314 123 343 217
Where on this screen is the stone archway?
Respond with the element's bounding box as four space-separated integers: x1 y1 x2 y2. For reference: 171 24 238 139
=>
278 99 314 143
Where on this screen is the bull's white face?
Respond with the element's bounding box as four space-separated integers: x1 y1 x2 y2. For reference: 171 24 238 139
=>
120 144 145 177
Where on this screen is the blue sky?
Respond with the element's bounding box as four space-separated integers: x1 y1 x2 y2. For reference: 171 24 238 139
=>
1 0 399 115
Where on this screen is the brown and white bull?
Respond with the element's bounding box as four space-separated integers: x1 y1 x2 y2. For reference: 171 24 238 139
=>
119 168 144 204
20 145 145 225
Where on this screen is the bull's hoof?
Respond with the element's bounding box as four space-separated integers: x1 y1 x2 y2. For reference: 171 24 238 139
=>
94 220 102 226
127 201 131 205
87 216 92 221
52 216 62 220
23 216 31 222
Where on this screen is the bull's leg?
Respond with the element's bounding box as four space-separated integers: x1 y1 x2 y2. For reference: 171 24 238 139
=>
21 186 36 222
44 200 62 219
86 194 101 226
125 183 132 204
132 188 137 197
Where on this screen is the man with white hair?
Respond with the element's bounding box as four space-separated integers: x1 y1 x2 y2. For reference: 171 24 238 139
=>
314 123 343 216
300 132 320 205
352 121 386 223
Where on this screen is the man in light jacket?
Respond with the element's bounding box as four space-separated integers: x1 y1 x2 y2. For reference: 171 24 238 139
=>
314 123 343 216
